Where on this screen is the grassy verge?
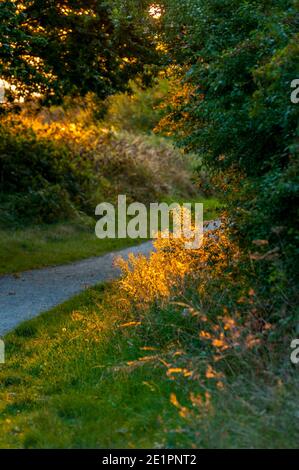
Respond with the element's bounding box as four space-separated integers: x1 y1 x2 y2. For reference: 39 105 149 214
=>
0 281 297 449
0 197 222 275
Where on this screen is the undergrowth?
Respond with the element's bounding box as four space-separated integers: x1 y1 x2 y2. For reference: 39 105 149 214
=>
0 99 195 227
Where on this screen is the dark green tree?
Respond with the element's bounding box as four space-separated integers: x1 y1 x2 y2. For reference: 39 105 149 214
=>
0 0 160 100
162 0 298 172
161 0 299 253
0 1 49 98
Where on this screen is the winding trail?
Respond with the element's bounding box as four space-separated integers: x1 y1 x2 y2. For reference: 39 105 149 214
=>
0 221 220 336
0 242 153 336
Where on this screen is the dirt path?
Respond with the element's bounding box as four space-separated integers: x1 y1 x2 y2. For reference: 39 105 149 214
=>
0 242 153 336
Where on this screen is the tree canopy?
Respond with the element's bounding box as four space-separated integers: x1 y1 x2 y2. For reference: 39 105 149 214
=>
0 0 160 101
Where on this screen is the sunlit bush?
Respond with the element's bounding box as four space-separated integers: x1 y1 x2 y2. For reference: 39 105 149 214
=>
117 223 237 307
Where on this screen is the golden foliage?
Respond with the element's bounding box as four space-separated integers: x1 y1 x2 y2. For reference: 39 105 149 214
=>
1 100 194 202
117 224 238 308
154 71 197 138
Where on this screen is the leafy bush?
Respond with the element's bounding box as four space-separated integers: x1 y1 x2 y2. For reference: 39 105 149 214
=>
0 117 95 225
6 186 77 225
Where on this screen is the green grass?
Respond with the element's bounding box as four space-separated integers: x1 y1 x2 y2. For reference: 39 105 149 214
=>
0 221 144 276
0 282 297 449
0 285 176 449
0 197 222 275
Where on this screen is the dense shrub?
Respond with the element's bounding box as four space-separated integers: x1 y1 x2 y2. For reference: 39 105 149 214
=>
0 118 96 224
